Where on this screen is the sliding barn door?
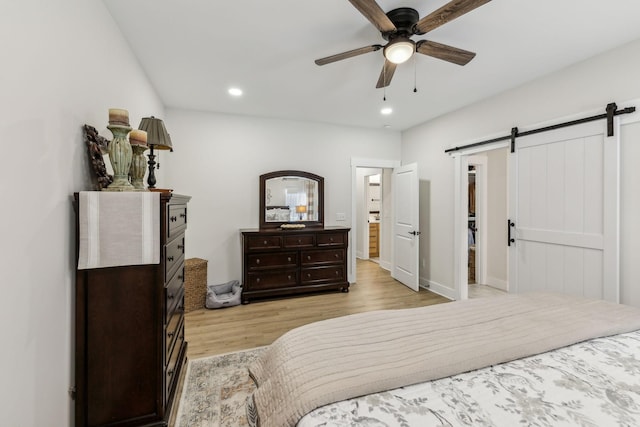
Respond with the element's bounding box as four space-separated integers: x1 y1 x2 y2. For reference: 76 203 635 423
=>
508 120 619 302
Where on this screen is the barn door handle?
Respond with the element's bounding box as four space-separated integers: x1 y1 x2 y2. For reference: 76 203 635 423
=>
408 231 421 236
507 220 515 246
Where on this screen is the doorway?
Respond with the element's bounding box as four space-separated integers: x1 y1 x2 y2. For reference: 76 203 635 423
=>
366 172 381 263
455 148 509 300
355 167 388 267
350 158 401 284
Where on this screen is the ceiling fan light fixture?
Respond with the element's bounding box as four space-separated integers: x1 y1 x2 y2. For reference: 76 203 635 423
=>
384 38 415 64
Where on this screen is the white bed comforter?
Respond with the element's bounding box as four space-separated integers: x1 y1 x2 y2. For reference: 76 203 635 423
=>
299 329 640 426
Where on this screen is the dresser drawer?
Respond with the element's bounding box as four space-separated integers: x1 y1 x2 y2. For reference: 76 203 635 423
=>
167 204 187 239
246 235 282 251
301 265 345 284
165 312 183 360
165 235 185 281
316 233 346 247
283 234 314 248
166 266 184 321
247 252 297 270
247 270 297 290
301 249 345 266
165 328 185 404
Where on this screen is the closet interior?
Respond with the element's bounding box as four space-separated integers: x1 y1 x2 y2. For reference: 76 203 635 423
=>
468 166 476 284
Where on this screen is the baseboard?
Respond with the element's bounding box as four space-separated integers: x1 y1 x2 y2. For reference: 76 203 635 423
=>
378 260 391 271
486 276 508 291
419 277 455 300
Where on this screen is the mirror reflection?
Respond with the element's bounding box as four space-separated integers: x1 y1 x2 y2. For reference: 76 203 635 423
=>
265 176 319 222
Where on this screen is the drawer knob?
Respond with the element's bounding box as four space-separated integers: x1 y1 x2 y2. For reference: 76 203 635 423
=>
180 213 186 218
330 237 334 242
170 216 177 222
288 275 292 280
168 331 175 337
168 368 174 376
168 256 174 262
178 244 184 250
256 278 261 283
168 293 174 299
298 239 301 243
335 270 339 276
307 273 311 278
263 240 268 245
287 257 291 262
178 274 184 280
335 254 339 258
256 258 261 264
307 255 311 260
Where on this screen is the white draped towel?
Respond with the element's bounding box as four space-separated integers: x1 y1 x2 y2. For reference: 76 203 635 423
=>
77 191 160 270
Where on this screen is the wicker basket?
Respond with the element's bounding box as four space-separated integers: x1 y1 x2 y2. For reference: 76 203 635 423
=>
184 258 208 312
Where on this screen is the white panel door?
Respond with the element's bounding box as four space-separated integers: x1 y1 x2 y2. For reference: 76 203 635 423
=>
392 163 419 291
508 120 619 302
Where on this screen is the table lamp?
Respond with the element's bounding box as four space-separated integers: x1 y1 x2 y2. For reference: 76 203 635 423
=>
138 116 173 189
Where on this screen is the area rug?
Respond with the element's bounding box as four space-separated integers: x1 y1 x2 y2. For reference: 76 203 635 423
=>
175 347 267 427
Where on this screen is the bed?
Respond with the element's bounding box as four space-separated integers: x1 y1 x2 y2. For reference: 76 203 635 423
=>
246 292 640 427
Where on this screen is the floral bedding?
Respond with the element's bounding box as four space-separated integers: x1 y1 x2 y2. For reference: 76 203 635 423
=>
298 330 640 427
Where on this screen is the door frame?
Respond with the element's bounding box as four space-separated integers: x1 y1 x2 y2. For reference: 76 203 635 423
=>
451 140 509 300
350 158 401 284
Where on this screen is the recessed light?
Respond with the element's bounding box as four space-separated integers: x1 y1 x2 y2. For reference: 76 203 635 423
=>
381 107 393 115
228 87 243 97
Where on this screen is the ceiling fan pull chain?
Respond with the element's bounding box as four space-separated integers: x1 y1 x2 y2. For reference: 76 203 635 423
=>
383 65 387 101
413 54 418 93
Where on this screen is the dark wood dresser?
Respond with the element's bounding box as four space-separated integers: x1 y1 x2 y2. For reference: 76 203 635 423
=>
74 192 190 427
241 227 350 303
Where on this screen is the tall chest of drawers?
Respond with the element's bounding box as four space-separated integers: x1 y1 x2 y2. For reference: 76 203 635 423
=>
241 227 350 303
74 193 190 427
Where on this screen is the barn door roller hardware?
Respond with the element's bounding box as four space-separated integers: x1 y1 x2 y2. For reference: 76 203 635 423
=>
445 102 636 154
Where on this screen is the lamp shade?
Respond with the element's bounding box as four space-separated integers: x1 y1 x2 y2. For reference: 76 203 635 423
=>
296 205 307 214
138 116 173 151
384 38 415 64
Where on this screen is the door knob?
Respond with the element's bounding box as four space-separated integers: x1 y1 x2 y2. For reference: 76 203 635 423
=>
408 231 421 236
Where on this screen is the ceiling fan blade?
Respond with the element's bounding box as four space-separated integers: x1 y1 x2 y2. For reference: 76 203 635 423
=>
376 60 397 88
348 0 396 33
315 45 382 66
414 0 491 34
416 40 476 65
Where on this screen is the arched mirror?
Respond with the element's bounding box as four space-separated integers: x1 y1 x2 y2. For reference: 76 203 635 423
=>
260 170 324 229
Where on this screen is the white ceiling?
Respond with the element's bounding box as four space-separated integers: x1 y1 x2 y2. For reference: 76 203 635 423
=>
103 0 640 131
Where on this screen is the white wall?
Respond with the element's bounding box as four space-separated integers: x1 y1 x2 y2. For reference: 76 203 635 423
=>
163 108 401 286
0 1 165 425
403 37 640 301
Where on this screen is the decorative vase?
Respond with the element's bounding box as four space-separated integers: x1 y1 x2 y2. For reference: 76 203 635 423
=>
130 144 149 191
105 124 135 191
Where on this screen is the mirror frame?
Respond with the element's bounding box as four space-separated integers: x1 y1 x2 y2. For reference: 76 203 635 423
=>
260 170 324 229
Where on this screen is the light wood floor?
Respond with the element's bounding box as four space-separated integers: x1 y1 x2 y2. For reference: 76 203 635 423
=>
184 259 451 359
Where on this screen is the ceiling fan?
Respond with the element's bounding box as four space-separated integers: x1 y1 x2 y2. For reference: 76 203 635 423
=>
315 0 491 88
